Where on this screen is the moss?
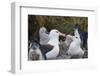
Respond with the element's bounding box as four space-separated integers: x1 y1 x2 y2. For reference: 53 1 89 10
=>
28 15 88 41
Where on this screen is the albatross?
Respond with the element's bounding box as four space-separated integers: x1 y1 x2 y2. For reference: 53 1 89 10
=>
67 26 84 58
40 29 66 60
39 27 49 44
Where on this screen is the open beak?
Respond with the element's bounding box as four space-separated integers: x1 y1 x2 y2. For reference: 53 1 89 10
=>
59 32 66 37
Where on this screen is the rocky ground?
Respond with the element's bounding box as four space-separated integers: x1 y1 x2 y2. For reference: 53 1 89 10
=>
28 42 88 61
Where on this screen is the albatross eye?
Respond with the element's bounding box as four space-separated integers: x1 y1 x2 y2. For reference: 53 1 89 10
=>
56 31 59 33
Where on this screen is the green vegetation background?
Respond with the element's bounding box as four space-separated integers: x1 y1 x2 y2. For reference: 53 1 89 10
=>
28 15 88 41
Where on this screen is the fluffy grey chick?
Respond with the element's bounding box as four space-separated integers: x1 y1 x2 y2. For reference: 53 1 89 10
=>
39 27 50 44
59 35 73 56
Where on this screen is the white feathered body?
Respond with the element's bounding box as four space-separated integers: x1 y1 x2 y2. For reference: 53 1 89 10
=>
45 30 60 59
68 37 84 57
67 29 84 57
46 46 59 59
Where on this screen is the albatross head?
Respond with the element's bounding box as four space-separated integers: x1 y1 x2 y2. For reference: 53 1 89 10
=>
39 27 49 34
48 29 65 45
73 27 81 46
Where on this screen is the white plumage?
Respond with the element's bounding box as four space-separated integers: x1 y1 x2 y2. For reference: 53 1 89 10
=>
67 28 84 58
46 29 65 59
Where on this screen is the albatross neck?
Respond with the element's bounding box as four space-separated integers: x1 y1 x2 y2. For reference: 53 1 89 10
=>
48 36 59 46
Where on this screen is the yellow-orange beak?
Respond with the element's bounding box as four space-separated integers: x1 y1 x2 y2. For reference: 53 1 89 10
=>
59 32 66 37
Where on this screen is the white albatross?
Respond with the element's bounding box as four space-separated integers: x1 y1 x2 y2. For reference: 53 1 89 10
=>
40 29 66 59
67 28 84 58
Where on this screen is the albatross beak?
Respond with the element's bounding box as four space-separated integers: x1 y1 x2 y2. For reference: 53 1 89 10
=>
59 32 66 37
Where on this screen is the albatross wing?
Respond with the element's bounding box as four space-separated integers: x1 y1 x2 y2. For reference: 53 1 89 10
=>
40 44 54 59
